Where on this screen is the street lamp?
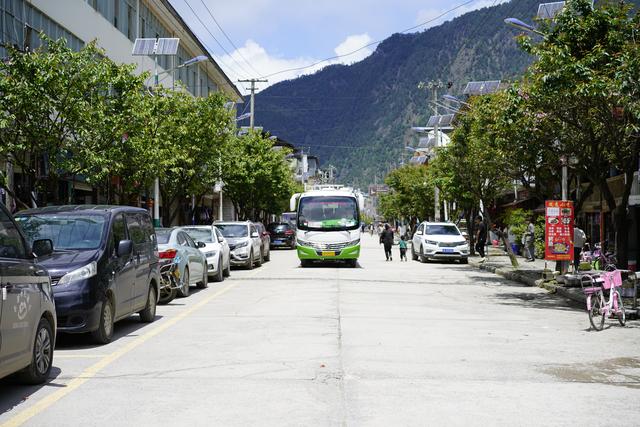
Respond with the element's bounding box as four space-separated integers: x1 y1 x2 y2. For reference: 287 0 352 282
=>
504 17 546 36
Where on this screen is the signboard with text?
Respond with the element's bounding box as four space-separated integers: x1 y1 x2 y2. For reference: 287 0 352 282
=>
545 200 574 261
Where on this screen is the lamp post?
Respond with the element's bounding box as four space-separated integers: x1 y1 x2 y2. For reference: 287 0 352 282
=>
148 55 208 227
504 17 546 36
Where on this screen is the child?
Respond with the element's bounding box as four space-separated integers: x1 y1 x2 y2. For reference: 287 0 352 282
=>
399 235 408 261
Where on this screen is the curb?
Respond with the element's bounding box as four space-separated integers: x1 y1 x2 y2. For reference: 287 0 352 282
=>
469 259 639 319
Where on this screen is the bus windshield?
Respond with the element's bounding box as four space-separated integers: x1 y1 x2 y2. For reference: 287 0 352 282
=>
297 196 359 231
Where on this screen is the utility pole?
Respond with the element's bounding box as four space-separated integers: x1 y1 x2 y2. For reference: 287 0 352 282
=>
238 78 268 129
418 80 444 221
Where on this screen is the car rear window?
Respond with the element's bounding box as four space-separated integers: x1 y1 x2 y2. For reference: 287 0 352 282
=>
268 223 290 233
155 229 172 244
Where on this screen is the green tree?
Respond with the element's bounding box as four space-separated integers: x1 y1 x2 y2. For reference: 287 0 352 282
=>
516 0 640 265
378 165 434 223
221 131 297 221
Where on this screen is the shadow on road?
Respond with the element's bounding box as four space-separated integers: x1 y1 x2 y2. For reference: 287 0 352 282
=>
492 291 583 312
0 367 62 416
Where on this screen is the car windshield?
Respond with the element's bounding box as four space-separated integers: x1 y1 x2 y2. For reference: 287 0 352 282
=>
16 213 106 250
183 228 214 243
155 229 172 244
216 224 248 238
297 196 359 231
426 224 460 236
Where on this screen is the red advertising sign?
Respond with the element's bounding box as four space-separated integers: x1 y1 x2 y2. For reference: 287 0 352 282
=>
545 200 574 261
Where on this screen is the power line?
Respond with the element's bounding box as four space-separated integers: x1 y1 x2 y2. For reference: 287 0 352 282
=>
195 0 262 76
259 0 477 79
181 0 253 78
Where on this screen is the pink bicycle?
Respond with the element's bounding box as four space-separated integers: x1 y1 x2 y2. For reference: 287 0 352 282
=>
581 270 626 331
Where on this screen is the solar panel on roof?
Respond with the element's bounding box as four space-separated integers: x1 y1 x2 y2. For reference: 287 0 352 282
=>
427 116 439 127
155 38 179 55
132 38 156 56
537 2 565 19
464 80 502 95
439 114 454 127
417 137 430 148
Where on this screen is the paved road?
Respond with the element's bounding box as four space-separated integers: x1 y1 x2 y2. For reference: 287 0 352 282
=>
1 234 639 426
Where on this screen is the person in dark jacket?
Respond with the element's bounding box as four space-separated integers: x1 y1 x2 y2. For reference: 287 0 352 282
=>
380 223 394 261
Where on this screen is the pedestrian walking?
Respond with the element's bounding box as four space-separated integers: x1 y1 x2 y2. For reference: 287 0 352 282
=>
380 223 394 261
524 217 536 262
474 216 487 259
398 235 408 261
573 225 587 272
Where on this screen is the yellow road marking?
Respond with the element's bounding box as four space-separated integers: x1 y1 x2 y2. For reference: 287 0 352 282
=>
2 280 243 427
54 355 108 359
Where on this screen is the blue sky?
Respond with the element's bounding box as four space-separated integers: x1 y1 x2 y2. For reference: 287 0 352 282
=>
169 0 507 93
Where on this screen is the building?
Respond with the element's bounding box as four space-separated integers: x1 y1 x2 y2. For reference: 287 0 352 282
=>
0 0 241 100
0 0 243 221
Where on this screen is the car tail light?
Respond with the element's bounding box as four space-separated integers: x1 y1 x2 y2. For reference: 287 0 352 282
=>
284 230 294 235
159 249 177 259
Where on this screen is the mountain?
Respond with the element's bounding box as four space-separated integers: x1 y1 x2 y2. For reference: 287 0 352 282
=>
255 0 543 187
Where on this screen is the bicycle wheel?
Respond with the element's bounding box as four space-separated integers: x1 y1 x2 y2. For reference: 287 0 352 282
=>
614 290 626 326
588 293 605 331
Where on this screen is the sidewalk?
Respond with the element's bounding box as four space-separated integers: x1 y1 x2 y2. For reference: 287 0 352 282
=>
468 246 639 319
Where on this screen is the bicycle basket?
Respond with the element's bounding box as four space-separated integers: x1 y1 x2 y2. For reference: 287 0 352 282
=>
601 270 622 290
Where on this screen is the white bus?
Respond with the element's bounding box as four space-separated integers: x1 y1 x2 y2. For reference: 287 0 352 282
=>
290 185 364 267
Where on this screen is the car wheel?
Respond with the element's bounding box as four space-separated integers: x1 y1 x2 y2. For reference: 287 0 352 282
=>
178 268 190 297
18 318 54 384
264 246 271 262
198 264 209 288
419 246 428 263
159 286 176 305
256 248 263 267
460 258 469 264
91 299 114 344
411 245 418 261
301 259 312 267
139 285 157 322
247 250 254 270
223 258 231 277
212 258 224 283
347 259 357 268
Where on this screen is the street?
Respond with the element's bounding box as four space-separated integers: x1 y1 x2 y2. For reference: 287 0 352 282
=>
1 234 639 427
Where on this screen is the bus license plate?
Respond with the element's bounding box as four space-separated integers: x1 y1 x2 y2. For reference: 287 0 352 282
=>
322 251 336 257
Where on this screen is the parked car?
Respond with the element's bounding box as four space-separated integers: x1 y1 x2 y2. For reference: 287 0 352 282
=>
214 221 262 269
267 222 296 249
411 221 469 264
0 202 56 384
183 226 231 282
254 222 271 262
15 205 159 344
155 228 208 298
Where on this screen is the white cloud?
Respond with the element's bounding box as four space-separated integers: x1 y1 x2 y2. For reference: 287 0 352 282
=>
334 33 373 63
219 34 374 94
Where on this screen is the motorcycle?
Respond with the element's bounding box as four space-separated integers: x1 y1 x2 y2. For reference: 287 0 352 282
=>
158 256 183 305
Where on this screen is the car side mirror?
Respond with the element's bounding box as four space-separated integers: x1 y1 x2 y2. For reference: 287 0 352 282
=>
32 239 53 257
117 239 133 257
218 236 225 243
416 230 423 236
251 232 259 238
197 241 206 248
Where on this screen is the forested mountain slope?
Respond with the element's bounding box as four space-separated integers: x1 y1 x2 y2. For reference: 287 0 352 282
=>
255 0 545 186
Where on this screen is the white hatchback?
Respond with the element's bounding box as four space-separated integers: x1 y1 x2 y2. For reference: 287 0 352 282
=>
411 222 469 263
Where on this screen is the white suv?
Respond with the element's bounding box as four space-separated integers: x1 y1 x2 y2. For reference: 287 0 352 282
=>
411 222 469 264
214 221 263 269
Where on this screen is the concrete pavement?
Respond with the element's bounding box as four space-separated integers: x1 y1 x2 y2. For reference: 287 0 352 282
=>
1 233 639 426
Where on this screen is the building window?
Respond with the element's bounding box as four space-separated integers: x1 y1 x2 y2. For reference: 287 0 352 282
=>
113 0 119 28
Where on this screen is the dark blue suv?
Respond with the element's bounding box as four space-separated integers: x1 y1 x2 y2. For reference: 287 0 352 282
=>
16 206 160 344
